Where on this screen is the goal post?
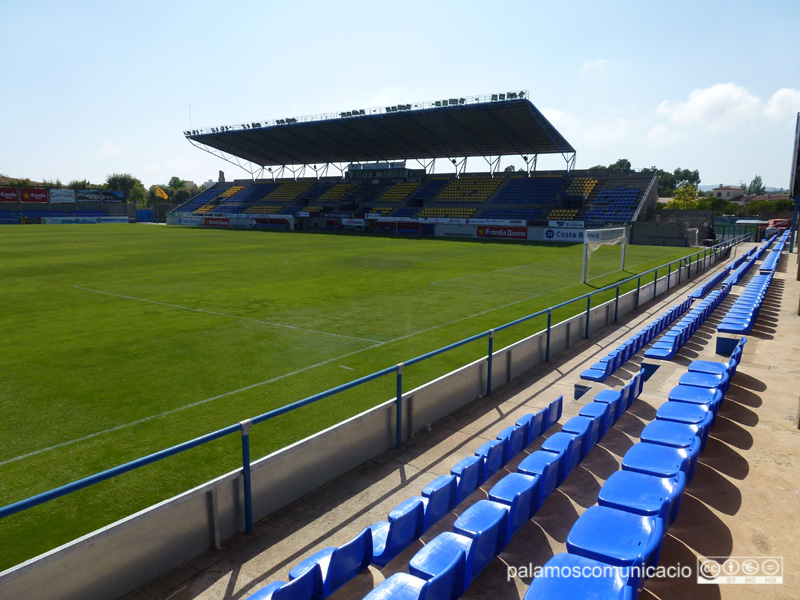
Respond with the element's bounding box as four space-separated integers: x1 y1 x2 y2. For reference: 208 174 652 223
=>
582 227 628 283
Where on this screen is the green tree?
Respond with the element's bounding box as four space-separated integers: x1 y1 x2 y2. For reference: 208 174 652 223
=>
608 158 632 172
747 175 765 196
106 173 146 205
67 179 98 190
697 195 732 213
655 168 701 197
168 176 185 190
666 183 699 209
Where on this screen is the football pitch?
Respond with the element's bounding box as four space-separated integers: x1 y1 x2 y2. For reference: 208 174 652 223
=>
0 225 693 568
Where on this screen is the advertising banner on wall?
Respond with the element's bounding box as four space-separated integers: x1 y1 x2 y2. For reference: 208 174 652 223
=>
78 190 102 203
0 187 18 202
477 225 528 240
50 189 76 203
205 217 230 227
342 218 365 226
101 190 125 203
42 216 129 224
21 188 48 203
548 220 584 228
528 227 586 242
77 190 125 203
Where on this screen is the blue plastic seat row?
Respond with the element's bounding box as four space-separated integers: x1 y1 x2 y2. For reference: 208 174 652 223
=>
248 397 565 600
643 287 728 360
378 375 646 600
717 273 772 335
581 300 692 382
688 262 734 299
527 352 742 598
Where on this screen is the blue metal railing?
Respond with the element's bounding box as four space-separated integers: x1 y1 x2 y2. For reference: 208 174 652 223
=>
0 235 750 535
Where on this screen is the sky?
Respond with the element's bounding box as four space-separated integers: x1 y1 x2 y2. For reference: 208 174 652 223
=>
1 0 799 190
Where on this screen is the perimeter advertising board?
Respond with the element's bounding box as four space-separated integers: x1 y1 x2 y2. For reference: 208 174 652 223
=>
205 217 230 227
477 226 528 240
21 188 48 203
50 189 76 203
77 190 125 203
0 187 17 202
41 216 129 224
528 227 586 242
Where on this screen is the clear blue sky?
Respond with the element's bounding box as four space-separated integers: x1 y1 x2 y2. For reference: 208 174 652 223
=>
2 0 798 189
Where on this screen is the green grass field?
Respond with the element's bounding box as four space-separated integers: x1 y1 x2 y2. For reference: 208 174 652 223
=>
0 225 694 568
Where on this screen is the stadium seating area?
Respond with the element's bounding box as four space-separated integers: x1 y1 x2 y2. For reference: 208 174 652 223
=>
174 169 654 225
585 186 641 224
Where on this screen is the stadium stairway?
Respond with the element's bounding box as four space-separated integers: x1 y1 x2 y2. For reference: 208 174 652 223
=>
121 241 800 600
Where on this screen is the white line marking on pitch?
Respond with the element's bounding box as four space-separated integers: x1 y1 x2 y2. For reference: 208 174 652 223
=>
73 285 382 344
339 365 355 370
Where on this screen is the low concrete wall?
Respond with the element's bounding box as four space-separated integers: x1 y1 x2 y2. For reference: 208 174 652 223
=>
0 251 725 600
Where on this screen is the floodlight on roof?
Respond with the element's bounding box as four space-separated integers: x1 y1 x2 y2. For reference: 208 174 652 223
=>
499 93 505 100
507 92 517 99
459 98 466 104
519 90 526 98
491 94 498 101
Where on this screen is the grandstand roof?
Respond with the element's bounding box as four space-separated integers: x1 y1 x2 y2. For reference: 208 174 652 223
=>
185 94 575 168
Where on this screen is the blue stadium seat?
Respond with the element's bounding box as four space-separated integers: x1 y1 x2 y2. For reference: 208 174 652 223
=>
488 473 540 544
370 497 426 566
621 443 693 481
561 415 601 461
516 409 545 447
474 439 505 482
597 470 686 527
566 505 663 595
289 527 372 598
541 432 583 484
420 475 457 532
362 554 461 600
517 451 562 503
409 502 507 597
579 402 614 438
594 389 625 423
247 562 323 600
523 553 634 600
450 455 483 503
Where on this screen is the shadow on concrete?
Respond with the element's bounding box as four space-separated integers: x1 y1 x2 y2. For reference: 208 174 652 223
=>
671 494 734 559
698 437 749 480
532 488 580 544
579 444 620 480
596 427 635 458
708 417 754 450
687 463 742 516
643 535 722 600
725 386 763 409
718 401 759 427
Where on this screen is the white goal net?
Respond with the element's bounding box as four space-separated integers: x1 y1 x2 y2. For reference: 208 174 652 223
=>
582 227 628 283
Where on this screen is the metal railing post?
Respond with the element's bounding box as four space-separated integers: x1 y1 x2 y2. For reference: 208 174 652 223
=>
668 263 672 289
240 419 253 535
614 284 620 322
486 330 494 396
395 364 403 449
585 295 591 338
545 309 552 361
636 276 641 308
654 268 658 298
